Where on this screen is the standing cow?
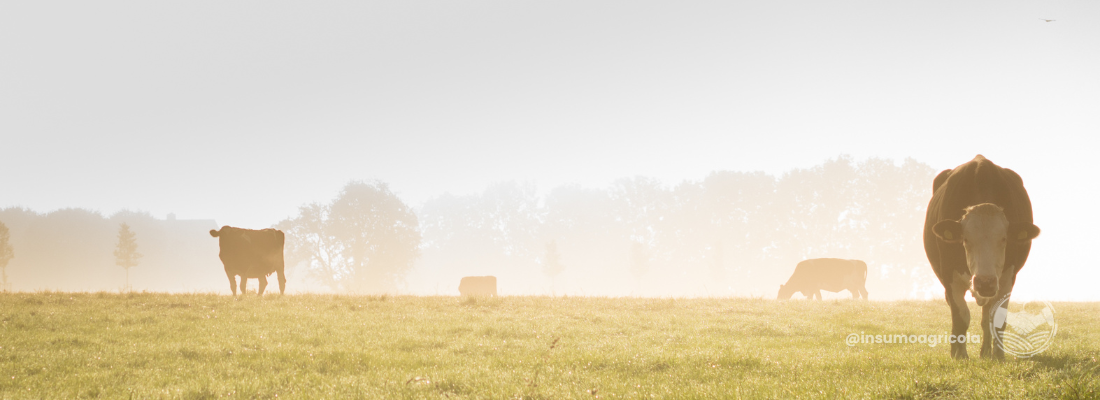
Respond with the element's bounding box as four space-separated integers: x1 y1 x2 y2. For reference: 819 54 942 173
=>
924 155 1040 359
778 258 868 300
210 226 287 296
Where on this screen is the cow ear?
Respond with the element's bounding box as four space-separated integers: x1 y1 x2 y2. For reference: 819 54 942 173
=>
932 220 963 243
1009 223 1040 242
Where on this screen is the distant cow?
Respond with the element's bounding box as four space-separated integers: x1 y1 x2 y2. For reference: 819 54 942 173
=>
924 155 1040 359
778 258 868 300
210 226 286 296
459 276 497 297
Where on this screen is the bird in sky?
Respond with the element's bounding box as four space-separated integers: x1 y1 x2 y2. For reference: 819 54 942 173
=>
1040 18 1056 22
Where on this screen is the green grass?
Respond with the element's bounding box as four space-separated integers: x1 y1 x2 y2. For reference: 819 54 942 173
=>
1 293 1098 399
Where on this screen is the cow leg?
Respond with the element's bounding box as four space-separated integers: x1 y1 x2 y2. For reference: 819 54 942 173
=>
277 268 287 294
812 290 822 300
857 285 868 300
240 277 248 294
946 278 971 360
981 280 1014 360
226 273 238 296
257 275 268 296
980 297 1001 360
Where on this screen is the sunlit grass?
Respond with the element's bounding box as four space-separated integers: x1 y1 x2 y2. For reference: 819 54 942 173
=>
1 293 1097 399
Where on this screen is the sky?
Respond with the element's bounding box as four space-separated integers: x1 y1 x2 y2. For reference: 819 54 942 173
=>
2 0 1098 299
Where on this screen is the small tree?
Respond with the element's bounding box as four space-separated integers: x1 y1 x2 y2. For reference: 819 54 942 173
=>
542 240 564 292
114 223 141 291
0 222 13 291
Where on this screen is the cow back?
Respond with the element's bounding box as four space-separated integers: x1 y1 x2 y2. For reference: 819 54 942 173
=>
459 276 498 296
784 258 866 292
211 226 286 278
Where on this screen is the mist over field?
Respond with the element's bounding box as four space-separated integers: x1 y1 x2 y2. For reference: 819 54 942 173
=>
2 0 1099 301
0 154 1068 301
4 2 1100 398
1 156 938 299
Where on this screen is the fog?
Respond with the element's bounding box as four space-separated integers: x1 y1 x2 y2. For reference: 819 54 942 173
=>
0 156 1075 300
2 1 1098 300
407 157 937 299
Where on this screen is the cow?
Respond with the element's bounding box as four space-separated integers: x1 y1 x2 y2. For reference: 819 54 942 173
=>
209 226 287 296
778 258 868 300
924 155 1040 360
459 276 497 297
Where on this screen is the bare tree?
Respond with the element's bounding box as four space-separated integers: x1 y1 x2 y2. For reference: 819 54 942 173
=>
113 223 141 291
418 181 544 291
279 181 421 293
0 222 13 291
278 203 337 290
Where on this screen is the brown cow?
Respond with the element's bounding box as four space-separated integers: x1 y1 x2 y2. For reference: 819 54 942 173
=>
459 276 497 297
210 226 286 295
778 258 868 300
924 155 1040 359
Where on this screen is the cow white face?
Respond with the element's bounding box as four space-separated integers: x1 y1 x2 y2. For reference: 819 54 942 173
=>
933 203 1040 301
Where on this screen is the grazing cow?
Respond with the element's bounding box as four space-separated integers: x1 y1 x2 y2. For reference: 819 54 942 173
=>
210 226 286 296
459 276 497 297
924 155 1040 359
778 258 868 300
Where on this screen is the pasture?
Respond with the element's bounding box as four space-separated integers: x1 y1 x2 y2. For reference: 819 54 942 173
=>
1 293 1098 399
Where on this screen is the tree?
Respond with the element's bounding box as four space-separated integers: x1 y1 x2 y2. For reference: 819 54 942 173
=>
113 223 141 291
411 156 938 298
542 240 564 290
278 181 421 293
0 221 13 291
609 177 671 253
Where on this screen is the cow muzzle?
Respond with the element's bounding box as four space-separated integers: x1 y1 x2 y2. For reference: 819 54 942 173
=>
972 275 998 298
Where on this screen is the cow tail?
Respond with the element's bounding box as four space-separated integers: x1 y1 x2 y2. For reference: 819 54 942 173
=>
209 228 221 237
860 261 868 280
273 230 286 278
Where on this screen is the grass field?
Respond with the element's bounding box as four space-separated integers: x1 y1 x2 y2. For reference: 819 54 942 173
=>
1 293 1098 399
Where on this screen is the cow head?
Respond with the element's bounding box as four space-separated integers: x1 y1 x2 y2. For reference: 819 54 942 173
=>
932 203 1040 301
777 284 796 300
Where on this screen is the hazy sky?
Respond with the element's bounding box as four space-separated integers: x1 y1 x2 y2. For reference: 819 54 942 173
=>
2 1 1098 298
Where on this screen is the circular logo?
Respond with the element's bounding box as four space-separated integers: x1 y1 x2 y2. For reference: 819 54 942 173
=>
990 296 1057 358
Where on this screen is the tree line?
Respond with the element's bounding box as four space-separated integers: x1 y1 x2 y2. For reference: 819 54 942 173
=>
0 155 939 298
0 209 218 292
275 155 937 298
409 155 938 298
